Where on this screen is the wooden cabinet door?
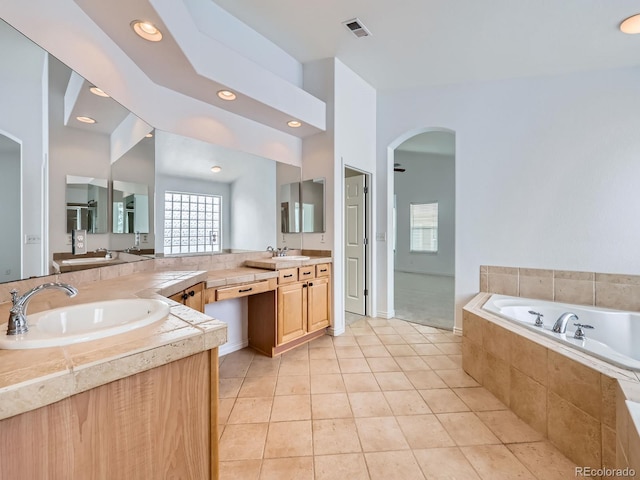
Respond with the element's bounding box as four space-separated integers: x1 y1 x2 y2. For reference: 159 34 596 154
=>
307 277 331 332
184 283 204 312
277 282 307 345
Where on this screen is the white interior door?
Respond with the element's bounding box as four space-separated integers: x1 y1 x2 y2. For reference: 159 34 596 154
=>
345 174 366 315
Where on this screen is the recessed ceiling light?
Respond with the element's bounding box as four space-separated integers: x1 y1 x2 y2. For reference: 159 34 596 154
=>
76 116 96 124
620 14 640 34
145 132 154 138
89 86 110 98
131 20 163 42
211 166 222 173
287 120 302 128
217 90 237 101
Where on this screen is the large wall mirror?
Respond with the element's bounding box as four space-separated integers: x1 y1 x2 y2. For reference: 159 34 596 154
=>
65 175 109 234
0 16 302 284
280 178 326 234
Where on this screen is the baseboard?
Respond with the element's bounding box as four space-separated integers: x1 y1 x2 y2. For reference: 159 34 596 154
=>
328 326 346 336
453 326 463 336
219 339 249 356
376 309 395 319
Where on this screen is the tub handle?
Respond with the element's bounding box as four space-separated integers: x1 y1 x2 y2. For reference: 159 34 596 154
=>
573 323 594 340
528 310 544 327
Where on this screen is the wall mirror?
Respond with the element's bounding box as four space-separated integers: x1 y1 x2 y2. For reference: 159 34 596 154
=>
65 175 109 234
301 178 326 233
112 181 149 234
280 182 301 234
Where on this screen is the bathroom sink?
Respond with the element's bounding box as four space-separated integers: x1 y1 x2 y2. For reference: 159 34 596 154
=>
61 257 112 265
0 299 170 349
280 256 310 261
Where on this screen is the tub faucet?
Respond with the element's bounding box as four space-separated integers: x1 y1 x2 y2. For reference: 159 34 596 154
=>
552 312 578 334
6 283 78 336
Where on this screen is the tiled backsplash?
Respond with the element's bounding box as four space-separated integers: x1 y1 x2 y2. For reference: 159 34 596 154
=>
480 266 640 312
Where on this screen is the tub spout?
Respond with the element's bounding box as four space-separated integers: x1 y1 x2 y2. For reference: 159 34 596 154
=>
552 312 578 334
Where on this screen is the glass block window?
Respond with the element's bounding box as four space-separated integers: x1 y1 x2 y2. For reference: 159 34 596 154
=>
163 192 221 255
410 202 438 253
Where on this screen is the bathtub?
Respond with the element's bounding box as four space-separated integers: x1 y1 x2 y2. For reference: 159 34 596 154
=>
482 294 640 371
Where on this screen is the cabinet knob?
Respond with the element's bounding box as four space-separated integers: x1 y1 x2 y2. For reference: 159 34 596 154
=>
181 293 189 301
308 282 314 286
188 290 195 297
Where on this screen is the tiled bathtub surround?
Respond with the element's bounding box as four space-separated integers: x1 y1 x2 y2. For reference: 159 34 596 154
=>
480 265 640 312
463 291 640 477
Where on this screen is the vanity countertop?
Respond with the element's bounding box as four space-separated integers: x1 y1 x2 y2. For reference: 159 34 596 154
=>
244 256 333 271
0 269 226 421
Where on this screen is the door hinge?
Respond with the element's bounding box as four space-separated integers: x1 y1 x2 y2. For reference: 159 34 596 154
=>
364 186 369 194
364 289 368 296
364 237 369 245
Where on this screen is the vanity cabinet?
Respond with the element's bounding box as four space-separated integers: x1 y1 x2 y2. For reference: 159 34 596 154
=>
169 282 205 312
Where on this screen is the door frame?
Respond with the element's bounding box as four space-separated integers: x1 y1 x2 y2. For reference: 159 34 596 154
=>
344 165 373 317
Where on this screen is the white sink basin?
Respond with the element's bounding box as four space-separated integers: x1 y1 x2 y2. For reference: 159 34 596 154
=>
280 256 310 261
61 257 112 265
0 299 170 349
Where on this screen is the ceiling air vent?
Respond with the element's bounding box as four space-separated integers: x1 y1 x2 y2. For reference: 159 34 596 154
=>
343 18 371 38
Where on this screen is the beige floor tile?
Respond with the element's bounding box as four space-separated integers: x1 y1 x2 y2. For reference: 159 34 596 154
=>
310 374 346 394
270 394 311 422
461 444 536 479
361 345 392 357
476 410 544 444
227 397 274 424
405 370 448 389
220 360 251 378
278 358 310 376
219 397 236 425
367 357 401 372
259 457 313 480
507 441 578 480
413 325 443 334
421 355 460 370
424 334 453 343
383 390 432 415
395 355 430 371
219 423 269 461
335 346 365 359
385 344 418 357
311 392 353 419
339 358 372 373
413 447 481 479
393 325 420 335
448 354 463 367
356 335 384 346
364 450 425 480
343 372 381 392
374 371 414 391
219 377 244 398
310 358 341 374
309 335 334 348
238 376 278 397
246 357 281 377
355 417 410 452
437 412 501 446
313 418 362 455
419 389 470 413
372 326 398 335
436 343 463 355
411 344 443 355
435 369 480 388
264 420 313 458
281 346 309 361
453 387 507 411
396 414 455 449
349 391 393 417
219 459 262 480
367 319 392 327
310 347 338 360
378 334 408 345
332 336 359 347
314 453 370 480
275 375 310 395
401 333 429 344
351 326 376 336
219 424 225 440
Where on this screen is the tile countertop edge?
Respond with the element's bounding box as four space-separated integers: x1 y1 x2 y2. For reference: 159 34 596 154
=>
0 270 226 421
244 256 333 270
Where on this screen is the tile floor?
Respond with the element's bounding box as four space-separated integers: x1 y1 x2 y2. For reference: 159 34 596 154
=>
218 317 577 480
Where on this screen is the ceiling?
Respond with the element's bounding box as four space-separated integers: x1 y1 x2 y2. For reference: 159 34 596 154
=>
211 0 640 90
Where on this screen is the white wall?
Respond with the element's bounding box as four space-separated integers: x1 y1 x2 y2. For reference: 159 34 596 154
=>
394 151 455 276
377 66 640 330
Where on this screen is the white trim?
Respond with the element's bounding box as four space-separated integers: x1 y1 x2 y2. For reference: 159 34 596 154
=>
453 326 463 336
376 309 395 320
218 339 248 356
328 326 346 336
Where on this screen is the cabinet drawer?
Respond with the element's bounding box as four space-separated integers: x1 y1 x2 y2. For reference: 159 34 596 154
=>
278 268 298 285
216 280 272 301
299 266 315 280
316 263 331 278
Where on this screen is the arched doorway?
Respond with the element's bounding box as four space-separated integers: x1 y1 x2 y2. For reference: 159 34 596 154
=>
390 128 455 330
0 132 21 282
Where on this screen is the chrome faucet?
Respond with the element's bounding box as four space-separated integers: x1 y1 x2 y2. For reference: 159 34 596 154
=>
552 312 578 334
266 246 288 257
6 283 78 335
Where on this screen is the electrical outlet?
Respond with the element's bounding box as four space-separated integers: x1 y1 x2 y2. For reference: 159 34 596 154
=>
376 232 386 242
24 234 41 244
320 234 325 243
142 233 148 244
